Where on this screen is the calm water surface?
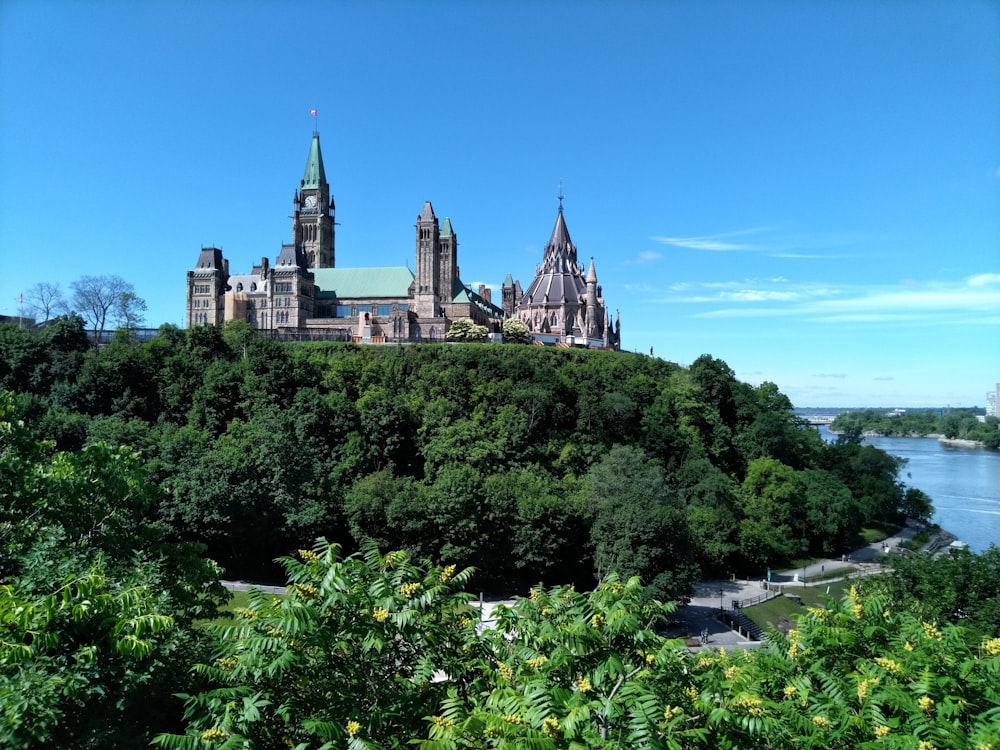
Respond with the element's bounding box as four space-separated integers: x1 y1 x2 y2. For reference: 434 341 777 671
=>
819 427 999 553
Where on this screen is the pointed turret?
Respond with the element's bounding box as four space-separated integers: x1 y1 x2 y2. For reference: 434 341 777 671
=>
586 257 597 284
301 133 327 189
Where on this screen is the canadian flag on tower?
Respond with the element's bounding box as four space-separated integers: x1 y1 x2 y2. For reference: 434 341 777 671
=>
309 109 318 116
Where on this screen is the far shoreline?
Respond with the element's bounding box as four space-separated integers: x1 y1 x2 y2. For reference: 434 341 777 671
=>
828 429 989 449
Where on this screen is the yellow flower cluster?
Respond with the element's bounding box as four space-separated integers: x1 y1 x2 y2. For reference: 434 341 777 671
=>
664 705 683 721
439 564 457 583
529 588 541 601
922 622 943 641
874 725 890 738
542 717 560 737
904 641 914 651
646 653 656 665
918 742 936 750
216 656 239 671
459 616 472 627
724 665 741 680
684 686 699 703
852 603 864 620
290 583 319 600
372 607 389 622
576 676 592 693
498 662 514 680
346 720 361 737
590 613 605 629
812 715 830 728
982 637 1000 656
918 696 935 712
731 694 764 717
541 608 552 616
787 629 800 660
806 607 826 620
874 657 902 673
233 608 257 620
431 716 455 728
201 727 228 743
502 714 525 725
298 548 320 564
783 685 797 698
398 582 421 598
857 677 878 702
526 656 549 669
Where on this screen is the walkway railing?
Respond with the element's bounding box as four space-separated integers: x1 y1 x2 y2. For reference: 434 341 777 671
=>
736 589 781 609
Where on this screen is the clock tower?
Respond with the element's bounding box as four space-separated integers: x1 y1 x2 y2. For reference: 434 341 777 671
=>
293 132 336 268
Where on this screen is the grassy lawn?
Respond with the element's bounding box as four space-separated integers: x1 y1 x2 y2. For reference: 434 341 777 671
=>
741 580 849 633
197 589 285 628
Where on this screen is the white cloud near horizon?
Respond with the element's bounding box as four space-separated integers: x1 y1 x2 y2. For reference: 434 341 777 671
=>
663 273 1000 324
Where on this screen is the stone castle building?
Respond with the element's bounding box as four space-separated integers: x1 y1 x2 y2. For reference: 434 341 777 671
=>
186 133 619 349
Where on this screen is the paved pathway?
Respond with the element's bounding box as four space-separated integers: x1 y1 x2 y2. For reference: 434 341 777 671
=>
670 521 927 649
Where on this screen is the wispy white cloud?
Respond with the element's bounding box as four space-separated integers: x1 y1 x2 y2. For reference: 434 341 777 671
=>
968 273 1000 286
624 250 663 265
650 226 871 259
814 373 849 379
661 273 1000 326
651 227 769 252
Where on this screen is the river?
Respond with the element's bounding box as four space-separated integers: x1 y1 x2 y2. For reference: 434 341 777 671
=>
819 427 999 553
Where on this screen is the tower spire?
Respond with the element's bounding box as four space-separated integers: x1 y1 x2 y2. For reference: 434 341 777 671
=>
557 179 564 212
301 132 326 189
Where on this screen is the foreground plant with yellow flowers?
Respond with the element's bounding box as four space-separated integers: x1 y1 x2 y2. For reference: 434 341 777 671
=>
155 545 1000 750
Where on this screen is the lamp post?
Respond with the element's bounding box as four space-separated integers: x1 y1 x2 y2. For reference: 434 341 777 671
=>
719 588 724 614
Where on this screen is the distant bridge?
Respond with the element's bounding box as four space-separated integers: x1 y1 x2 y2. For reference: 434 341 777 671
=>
805 416 838 426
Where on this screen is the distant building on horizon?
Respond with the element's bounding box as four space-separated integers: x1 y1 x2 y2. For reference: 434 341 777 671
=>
987 385 998 418
185 133 619 350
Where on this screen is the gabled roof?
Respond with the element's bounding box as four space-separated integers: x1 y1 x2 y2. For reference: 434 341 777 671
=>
418 201 436 221
451 279 505 318
440 216 454 237
312 266 415 299
302 133 327 189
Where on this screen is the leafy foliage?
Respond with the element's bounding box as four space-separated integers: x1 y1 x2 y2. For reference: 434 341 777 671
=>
154 541 480 750
0 325 927 587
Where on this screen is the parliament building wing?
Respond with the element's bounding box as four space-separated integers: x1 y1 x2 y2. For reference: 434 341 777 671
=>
185 133 619 350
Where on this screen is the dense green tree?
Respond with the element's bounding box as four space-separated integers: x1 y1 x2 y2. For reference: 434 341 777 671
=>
859 546 1000 638
586 446 697 601
737 457 804 566
0 392 225 748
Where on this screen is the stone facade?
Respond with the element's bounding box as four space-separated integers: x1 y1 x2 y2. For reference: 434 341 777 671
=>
185 133 619 350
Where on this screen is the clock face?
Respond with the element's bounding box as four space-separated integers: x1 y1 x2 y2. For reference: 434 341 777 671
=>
304 195 318 209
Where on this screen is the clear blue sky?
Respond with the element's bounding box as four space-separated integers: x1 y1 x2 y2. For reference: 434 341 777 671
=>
2 0 998 408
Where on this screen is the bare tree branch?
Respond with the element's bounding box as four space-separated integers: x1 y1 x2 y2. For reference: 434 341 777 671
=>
70 275 136 338
24 282 68 323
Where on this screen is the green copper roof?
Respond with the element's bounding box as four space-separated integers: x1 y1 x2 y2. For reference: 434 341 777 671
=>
440 217 454 237
312 266 414 299
302 134 327 189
